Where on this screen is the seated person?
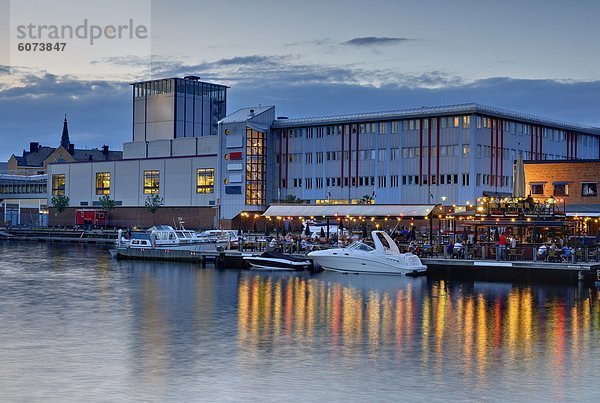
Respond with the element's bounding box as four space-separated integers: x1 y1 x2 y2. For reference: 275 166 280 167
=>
560 245 571 262
422 243 431 257
537 244 548 259
453 241 464 258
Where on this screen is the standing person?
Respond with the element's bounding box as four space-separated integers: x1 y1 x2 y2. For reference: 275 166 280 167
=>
498 231 507 260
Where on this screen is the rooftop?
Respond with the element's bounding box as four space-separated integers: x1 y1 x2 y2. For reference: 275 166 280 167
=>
219 106 274 124
272 102 600 135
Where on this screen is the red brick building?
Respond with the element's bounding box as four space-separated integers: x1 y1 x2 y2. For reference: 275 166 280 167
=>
524 159 600 234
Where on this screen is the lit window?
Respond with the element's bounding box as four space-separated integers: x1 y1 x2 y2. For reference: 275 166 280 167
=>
196 168 214 193
143 170 160 194
52 174 65 196
95 172 111 195
582 183 597 197
245 128 266 205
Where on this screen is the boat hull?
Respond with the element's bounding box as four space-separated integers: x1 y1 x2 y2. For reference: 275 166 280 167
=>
310 254 427 276
243 256 312 271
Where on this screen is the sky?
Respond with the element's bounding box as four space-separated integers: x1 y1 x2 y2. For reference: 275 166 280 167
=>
1 0 600 162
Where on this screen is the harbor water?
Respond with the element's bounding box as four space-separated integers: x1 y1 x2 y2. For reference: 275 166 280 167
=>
0 241 599 401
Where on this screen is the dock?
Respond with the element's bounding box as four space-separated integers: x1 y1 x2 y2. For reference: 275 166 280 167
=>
423 257 600 283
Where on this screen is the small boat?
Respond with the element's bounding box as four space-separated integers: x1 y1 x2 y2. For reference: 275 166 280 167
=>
113 225 227 253
308 230 427 276
243 251 312 271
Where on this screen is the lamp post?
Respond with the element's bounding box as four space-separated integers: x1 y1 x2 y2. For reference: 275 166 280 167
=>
440 196 447 243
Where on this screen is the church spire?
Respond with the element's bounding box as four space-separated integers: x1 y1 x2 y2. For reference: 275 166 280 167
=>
61 114 70 149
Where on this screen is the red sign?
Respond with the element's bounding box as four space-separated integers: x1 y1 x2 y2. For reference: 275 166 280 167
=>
229 152 243 160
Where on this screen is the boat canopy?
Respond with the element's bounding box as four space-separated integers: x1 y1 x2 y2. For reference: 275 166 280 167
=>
262 204 437 218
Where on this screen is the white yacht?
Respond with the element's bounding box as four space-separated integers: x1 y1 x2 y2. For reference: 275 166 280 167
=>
115 225 227 252
308 231 427 276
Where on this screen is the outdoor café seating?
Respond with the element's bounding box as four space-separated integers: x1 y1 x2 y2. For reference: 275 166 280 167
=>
546 249 559 262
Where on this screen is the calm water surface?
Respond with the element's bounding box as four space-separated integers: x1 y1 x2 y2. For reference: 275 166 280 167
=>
0 241 599 402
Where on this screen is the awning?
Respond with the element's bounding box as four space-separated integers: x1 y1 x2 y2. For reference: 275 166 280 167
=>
565 204 600 217
552 181 570 185
262 204 438 218
567 212 600 217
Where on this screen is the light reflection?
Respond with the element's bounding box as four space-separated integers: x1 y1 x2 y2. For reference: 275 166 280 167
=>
234 273 600 384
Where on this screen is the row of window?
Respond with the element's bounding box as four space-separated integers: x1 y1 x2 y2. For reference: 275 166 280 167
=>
280 145 470 164
290 173 471 189
281 145 581 165
478 174 512 187
530 182 598 197
0 183 47 194
51 169 215 196
283 115 474 139
284 120 598 153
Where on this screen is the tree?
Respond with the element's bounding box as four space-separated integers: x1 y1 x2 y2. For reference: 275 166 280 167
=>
145 194 164 225
281 194 302 204
98 195 116 227
51 194 69 226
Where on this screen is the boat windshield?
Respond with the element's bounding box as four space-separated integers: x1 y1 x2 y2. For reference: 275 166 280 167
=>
347 241 374 252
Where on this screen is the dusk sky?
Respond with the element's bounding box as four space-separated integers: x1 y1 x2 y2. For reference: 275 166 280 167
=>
1 0 600 161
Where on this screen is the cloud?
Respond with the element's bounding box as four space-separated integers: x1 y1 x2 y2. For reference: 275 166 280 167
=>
0 72 130 160
284 39 332 47
342 37 412 46
2 61 600 162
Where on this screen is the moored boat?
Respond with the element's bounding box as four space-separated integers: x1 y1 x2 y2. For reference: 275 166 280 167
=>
243 251 312 271
308 230 427 276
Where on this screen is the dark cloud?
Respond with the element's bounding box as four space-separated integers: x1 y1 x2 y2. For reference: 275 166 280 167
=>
2 64 600 162
216 55 287 66
342 37 411 46
0 73 130 160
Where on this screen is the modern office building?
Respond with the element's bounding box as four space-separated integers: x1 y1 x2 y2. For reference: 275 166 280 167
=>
272 104 600 208
48 76 228 227
47 76 600 228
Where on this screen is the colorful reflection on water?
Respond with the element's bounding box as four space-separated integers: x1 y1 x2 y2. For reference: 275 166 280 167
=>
1 241 599 401
237 272 600 398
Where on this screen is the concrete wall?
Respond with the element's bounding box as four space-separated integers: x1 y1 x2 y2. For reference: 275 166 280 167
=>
48 154 218 209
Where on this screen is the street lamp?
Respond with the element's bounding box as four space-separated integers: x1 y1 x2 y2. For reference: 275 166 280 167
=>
440 196 447 243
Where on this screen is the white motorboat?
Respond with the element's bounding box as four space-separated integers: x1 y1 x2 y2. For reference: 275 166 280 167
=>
243 251 312 271
114 225 227 252
308 230 427 276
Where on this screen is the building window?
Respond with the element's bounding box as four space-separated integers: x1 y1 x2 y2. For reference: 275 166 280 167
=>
246 128 266 205
196 168 215 194
553 183 568 196
51 174 65 196
530 183 544 195
95 172 111 195
143 170 160 194
582 183 598 197
462 116 470 128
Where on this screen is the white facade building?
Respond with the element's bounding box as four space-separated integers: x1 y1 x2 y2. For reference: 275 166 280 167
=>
46 77 600 228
